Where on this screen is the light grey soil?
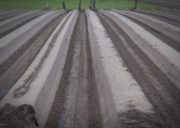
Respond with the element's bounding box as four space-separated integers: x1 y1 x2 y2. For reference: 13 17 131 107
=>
123 15 180 52
98 13 180 128
0 11 44 38
135 11 180 27
0 104 38 128
1 10 180 128
13 14 69 99
0 11 28 22
0 14 66 100
0 10 9 13
118 109 166 128
45 12 102 128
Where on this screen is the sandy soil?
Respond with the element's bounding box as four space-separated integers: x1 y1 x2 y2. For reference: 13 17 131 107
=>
135 10 180 28
97 13 180 128
123 16 180 52
0 11 28 22
45 12 102 128
0 11 45 38
0 14 66 100
118 109 166 128
0 10 180 128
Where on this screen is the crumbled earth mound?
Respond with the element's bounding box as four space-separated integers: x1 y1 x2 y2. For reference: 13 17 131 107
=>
0 104 38 128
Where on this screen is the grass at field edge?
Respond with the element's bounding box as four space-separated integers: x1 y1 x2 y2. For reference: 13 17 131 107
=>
0 0 170 10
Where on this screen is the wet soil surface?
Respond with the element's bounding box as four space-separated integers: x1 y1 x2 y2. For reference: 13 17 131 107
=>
0 14 66 100
45 12 102 128
97 13 180 128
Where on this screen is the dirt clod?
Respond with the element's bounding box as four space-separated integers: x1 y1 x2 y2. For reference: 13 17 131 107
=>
0 104 37 128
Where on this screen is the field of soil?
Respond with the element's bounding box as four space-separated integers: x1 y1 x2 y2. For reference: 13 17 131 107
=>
0 9 180 128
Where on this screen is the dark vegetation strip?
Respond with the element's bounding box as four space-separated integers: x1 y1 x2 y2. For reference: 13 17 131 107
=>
138 0 180 9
